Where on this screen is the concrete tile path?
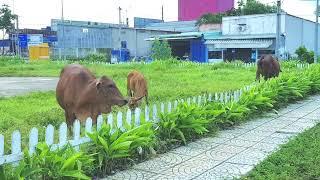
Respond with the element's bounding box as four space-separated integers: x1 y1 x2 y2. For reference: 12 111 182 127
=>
0 77 58 97
103 95 320 180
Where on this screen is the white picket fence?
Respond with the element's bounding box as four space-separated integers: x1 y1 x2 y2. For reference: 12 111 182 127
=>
0 85 255 166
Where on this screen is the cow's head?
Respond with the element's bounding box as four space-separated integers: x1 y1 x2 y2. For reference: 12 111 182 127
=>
96 76 128 112
128 96 144 110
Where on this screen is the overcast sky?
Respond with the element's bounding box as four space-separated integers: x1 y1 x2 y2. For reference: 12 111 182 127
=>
0 0 317 29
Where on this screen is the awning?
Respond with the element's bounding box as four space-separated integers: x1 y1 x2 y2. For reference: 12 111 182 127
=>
205 39 273 49
145 36 199 41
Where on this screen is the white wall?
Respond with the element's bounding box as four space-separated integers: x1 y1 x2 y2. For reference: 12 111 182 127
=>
222 14 277 36
284 15 320 56
111 28 172 57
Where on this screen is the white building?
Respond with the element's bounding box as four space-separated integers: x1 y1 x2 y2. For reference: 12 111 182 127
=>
205 13 320 61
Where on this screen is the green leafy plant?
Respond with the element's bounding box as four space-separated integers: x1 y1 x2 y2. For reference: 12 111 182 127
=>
151 39 172 60
87 122 155 176
1 143 93 180
295 46 315 64
84 53 108 63
156 103 211 145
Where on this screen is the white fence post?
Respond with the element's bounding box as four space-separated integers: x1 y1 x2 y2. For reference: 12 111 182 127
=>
59 123 68 148
29 128 38 155
117 112 123 130
45 125 54 147
97 115 104 131
153 104 158 122
85 118 93 136
145 106 150 122
0 135 4 158
187 98 191 105
11 131 21 164
193 97 197 104
168 102 172 113
126 109 132 127
135 108 141 126
174 100 178 109
161 103 165 114
198 96 201 106
208 93 212 102
73 120 81 151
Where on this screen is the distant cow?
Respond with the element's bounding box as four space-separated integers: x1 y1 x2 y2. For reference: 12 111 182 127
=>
127 70 149 110
56 64 127 126
256 55 282 81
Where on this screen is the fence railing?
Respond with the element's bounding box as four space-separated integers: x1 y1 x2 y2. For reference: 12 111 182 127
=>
51 60 311 69
0 62 311 165
0 85 254 166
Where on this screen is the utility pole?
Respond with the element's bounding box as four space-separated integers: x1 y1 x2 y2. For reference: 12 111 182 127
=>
118 6 122 62
315 0 319 63
162 5 164 22
61 0 65 60
276 0 281 59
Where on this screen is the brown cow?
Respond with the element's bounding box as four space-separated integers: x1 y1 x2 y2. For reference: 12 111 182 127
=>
127 70 149 110
256 55 282 82
56 64 127 126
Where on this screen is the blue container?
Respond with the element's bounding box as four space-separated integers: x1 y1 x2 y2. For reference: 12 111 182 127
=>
111 49 130 62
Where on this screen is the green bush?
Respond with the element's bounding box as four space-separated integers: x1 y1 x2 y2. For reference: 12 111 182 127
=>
156 104 211 145
0 143 94 180
87 122 155 176
295 46 315 64
84 53 109 63
151 40 172 60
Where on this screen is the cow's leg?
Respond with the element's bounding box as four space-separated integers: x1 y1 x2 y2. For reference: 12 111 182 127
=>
65 110 76 132
92 113 99 125
145 93 149 106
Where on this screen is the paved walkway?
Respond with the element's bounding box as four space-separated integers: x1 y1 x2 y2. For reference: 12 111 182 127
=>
0 77 58 97
104 95 320 180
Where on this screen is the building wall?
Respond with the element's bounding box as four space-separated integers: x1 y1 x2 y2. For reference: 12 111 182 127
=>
55 23 172 58
110 28 172 57
57 24 113 49
178 0 234 21
145 21 198 32
222 14 277 36
284 15 320 56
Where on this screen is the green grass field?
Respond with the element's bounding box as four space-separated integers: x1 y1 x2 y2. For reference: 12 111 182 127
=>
0 58 259 143
243 123 320 179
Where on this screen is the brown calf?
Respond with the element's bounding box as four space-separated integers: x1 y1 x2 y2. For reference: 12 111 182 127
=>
127 70 149 110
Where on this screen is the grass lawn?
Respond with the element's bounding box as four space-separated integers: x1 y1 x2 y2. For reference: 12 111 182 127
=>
243 123 320 180
0 58 258 144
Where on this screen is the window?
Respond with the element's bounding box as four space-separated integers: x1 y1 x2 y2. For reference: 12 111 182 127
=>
82 28 89 33
208 51 222 59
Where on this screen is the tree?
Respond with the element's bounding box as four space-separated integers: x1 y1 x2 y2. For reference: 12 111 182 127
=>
0 4 16 55
295 46 315 64
196 0 277 26
151 39 172 60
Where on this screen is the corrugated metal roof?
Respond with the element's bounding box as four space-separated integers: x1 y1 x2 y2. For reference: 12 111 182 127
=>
209 34 276 40
146 31 222 41
205 39 273 49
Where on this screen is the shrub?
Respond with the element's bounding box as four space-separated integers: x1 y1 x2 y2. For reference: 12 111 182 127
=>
295 46 315 64
87 122 155 176
156 103 211 145
0 143 94 180
151 40 172 60
84 53 109 63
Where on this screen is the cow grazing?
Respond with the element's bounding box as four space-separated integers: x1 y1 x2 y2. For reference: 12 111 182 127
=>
56 64 127 126
256 55 282 81
127 70 149 110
